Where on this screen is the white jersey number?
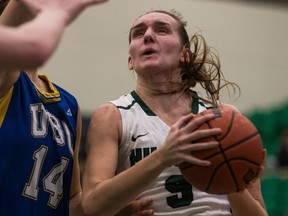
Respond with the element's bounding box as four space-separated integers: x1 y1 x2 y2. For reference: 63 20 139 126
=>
22 145 69 209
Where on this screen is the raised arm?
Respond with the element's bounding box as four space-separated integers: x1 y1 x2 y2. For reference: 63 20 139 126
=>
0 0 108 70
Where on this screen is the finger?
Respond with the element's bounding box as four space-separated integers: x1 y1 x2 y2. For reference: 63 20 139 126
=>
177 126 221 145
173 113 194 129
177 141 218 166
184 141 219 152
127 198 153 212
83 0 108 7
138 198 153 209
179 154 212 166
184 113 218 132
135 209 154 216
186 128 221 143
17 0 41 14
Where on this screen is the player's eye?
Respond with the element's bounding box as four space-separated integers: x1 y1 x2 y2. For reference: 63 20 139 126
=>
158 28 168 34
132 30 144 38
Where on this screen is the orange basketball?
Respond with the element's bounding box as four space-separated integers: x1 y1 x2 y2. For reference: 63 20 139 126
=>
179 106 264 194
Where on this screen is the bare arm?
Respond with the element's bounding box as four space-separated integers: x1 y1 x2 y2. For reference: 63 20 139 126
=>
81 103 221 216
0 0 108 98
69 105 83 216
0 10 68 70
228 149 267 215
228 179 267 216
220 105 267 215
0 0 108 70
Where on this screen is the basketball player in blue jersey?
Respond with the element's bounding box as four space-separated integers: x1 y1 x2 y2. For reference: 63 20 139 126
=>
82 10 268 216
0 0 108 215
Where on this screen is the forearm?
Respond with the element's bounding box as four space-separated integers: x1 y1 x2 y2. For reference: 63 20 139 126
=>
82 151 166 216
228 189 267 216
0 9 68 69
0 0 69 69
70 192 84 216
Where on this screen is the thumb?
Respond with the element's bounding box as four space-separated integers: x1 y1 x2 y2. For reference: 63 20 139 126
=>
81 0 108 7
18 0 42 15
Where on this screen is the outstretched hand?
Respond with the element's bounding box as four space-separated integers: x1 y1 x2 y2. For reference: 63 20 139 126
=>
18 0 108 24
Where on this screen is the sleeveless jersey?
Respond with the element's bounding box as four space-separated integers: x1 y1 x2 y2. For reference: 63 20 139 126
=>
0 72 78 216
111 91 232 216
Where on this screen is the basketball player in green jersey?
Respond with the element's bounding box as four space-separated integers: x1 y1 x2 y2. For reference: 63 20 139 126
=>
81 10 268 216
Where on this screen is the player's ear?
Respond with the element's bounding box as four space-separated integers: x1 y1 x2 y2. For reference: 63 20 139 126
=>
180 48 192 64
180 50 185 64
128 56 133 70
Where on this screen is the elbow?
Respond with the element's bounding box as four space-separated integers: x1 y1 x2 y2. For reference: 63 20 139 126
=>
81 194 112 216
81 195 97 216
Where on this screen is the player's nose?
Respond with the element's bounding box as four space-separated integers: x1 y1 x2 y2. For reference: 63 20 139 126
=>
144 28 155 44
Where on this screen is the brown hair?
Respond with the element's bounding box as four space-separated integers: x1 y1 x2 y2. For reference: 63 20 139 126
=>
129 10 240 107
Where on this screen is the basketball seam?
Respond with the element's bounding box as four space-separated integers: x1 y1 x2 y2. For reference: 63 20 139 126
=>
217 111 240 192
179 133 260 170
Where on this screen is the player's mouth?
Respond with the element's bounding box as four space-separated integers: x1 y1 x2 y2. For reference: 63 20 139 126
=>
142 48 157 56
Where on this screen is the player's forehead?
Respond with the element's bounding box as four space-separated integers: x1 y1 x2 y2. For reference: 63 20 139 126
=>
131 12 179 30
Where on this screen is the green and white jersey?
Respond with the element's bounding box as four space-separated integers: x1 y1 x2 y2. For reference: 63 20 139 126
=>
110 91 232 216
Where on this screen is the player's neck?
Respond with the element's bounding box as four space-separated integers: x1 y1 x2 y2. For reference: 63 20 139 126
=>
135 88 192 126
26 70 51 93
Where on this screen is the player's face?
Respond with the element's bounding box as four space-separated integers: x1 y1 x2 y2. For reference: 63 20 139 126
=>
128 12 183 75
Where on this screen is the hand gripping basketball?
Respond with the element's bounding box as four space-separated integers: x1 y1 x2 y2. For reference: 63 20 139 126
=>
178 106 265 194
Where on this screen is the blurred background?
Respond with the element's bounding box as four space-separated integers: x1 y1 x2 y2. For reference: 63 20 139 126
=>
40 0 288 215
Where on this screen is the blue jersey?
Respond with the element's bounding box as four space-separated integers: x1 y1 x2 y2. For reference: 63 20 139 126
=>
0 72 78 216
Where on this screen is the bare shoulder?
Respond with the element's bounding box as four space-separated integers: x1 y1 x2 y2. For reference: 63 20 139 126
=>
91 103 121 121
89 103 122 135
87 103 122 150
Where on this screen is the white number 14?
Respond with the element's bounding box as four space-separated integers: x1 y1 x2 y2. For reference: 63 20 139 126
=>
22 145 69 209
